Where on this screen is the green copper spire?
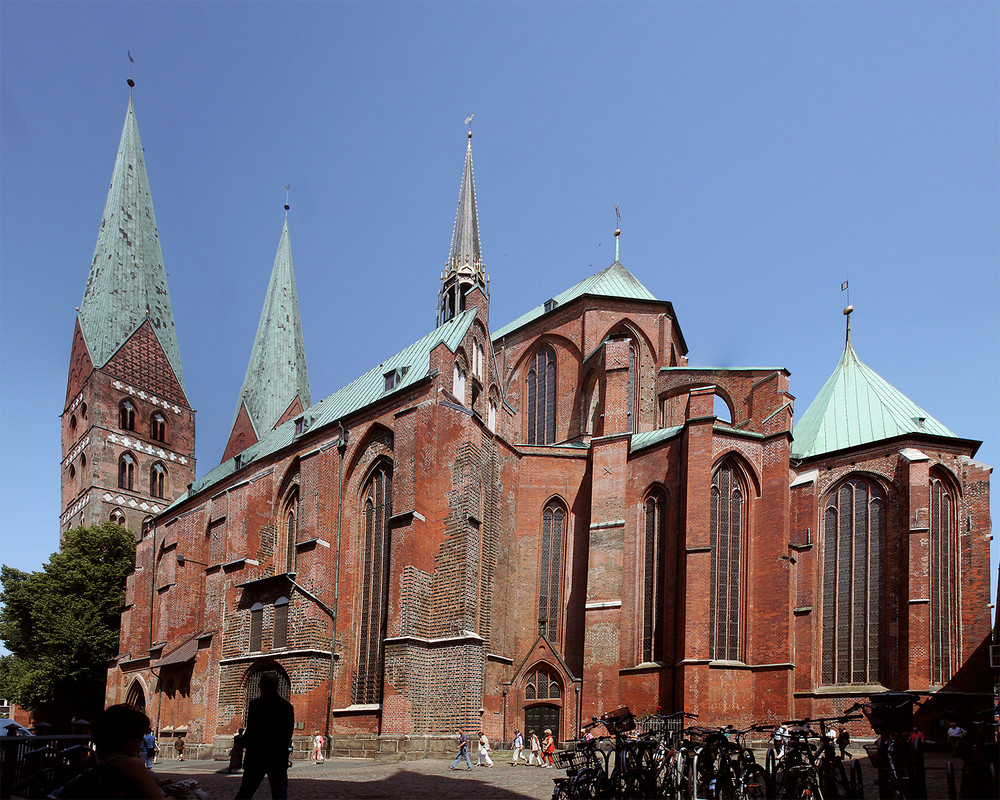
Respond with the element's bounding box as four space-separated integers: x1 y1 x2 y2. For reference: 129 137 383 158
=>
438 127 487 326
792 312 956 459
78 97 186 393
230 216 311 442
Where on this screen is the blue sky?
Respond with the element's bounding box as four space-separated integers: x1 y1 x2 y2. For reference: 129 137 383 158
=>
1 2 997 607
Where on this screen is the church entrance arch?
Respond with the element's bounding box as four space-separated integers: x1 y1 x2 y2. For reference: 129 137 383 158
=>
125 679 146 713
524 704 560 746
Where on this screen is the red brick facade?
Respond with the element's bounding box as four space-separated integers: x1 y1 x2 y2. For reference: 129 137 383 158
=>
61 320 196 539
94 274 992 759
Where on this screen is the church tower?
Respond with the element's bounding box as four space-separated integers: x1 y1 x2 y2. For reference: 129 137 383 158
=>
437 129 488 326
61 92 195 535
222 211 310 462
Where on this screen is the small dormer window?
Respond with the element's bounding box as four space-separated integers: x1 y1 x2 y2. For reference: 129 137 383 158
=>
295 417 305 435
234 454 243 470
384 371 396 391
544 299 557 313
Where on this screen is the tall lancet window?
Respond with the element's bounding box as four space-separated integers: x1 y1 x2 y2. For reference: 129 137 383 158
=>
538 500 566 641
929 474 958 685
606 332 638 432
821 478 884 685
282 490 299 574
642 489 668 663
710 461 745 661
527 346 557 444
354 461 392 705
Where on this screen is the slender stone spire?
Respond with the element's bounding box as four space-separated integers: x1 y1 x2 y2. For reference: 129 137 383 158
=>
437 126 487 326
77 96 186 395
223 213 311 461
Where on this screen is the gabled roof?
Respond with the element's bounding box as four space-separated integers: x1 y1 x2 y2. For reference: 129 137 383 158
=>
229 218 310 439
792 336 957 460
174 310 476 506
491 261 659 340
78 97 185 394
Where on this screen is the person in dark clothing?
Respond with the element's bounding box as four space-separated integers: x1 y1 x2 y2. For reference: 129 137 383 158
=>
227 728 245 774
235 673 295 800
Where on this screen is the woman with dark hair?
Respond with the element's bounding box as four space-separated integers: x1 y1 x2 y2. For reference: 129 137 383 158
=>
56 704 166 799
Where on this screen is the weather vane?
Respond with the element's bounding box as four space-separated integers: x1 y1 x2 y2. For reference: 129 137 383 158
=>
127 50 135 90
465 114 474 139
284 184 291 212
614 204 622 262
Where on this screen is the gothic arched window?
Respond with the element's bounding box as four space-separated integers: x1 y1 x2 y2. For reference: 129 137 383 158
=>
354 461 393 705
249 602 264 653
151 412 166 443
150 462 166 499
119 453 135 491
710 460 745 661
538 500 566 641
119 400 136 431
642 489 668 662
606 332 638 432
281 490 299 574
524 666 561 700
527 346 557 444
821 478 884 685
929 474 958 684
110 508 126 526
273 596 290 649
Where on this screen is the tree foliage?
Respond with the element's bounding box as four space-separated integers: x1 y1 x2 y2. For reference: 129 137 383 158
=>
0 522 135 722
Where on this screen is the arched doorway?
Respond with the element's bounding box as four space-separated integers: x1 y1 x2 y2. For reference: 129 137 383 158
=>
521 664 563 744
524 704 560 746
243 663 292 725
125 680 146 713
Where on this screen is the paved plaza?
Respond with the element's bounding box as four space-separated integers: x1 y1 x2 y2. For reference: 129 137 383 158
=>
152 748 963 800
156 756 558 799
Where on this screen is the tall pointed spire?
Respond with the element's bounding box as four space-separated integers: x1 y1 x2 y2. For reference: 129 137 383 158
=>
437 126 487 326
223 214 311 462
77 96 186 396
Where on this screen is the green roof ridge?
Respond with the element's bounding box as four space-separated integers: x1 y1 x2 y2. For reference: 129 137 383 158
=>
78 97 185 392
492 261 658 340
230 217 311 437
792 338 957 459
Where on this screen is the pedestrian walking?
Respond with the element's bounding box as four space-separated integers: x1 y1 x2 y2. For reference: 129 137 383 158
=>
310 731 325 764
174 736 185 762
141 727 158 770
449 729 474 771
476 731 494 767
227 728 245 774
235 672 296 800
542 729 555 767
510 729 527 765
529 730 542 766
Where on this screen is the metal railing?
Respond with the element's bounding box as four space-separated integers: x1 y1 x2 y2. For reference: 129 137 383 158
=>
0 735 91 799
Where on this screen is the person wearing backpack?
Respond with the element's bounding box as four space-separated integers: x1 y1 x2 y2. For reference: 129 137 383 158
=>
141 728 158 769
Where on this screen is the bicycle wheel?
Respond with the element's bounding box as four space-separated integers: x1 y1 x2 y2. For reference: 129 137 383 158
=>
765 748 778 781
740 764 770 800
571 767 604 799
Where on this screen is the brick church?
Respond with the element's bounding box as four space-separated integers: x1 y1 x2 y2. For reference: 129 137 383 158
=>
61 93 994 758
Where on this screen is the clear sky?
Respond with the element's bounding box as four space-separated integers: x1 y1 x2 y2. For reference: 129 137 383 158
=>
1 2 997 609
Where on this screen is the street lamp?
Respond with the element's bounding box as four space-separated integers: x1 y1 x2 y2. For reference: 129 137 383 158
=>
175 553 208 567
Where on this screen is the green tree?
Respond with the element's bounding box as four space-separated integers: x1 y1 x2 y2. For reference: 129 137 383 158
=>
0 522 135 725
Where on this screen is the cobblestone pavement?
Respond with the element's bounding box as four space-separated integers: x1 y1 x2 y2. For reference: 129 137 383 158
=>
155 748 963 799
156 756 558 799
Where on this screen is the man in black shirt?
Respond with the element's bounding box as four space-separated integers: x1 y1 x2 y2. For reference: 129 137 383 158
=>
235 673 295 799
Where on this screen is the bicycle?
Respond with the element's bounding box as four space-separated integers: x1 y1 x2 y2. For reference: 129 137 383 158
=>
846 693 925 800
